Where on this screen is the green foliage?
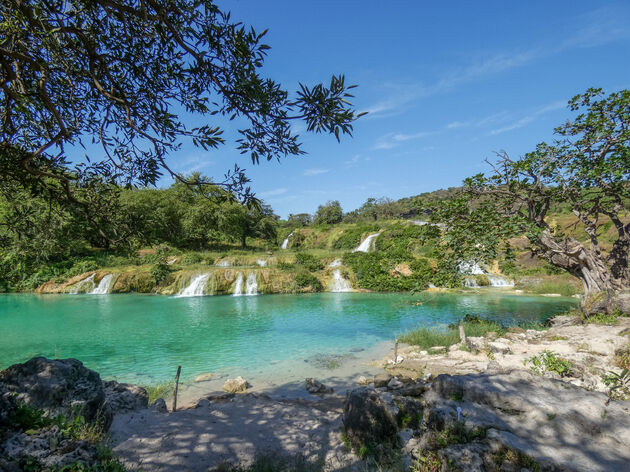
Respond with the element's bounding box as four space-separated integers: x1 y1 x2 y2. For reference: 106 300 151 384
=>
332 224 378 250
526 350 573 377
294 253 324 271
150 261 171 285
181 253 204 265
428 422 486 448
314 200 343 225
7 403 54 431
585 309 623 325
614 345 630 370
276 261 295 271
601 369 630 401
400 316 504 350
529 281 578 297
145 381 174 404
294 272 323 291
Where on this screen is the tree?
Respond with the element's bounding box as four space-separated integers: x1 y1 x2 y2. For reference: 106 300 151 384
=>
439 88 630 314
218 202 277 248
0 0 363 212
286 213 312 227
314 200 343 225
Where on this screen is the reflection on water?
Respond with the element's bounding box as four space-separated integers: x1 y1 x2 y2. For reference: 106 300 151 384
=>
0 292 577 384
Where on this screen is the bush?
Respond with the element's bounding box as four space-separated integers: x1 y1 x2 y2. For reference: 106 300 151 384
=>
181 253 203 265
295 272 323 291
294 253 324 271
526 350 573 377
150 261 171 284
400 316 504 350
332 224 378 250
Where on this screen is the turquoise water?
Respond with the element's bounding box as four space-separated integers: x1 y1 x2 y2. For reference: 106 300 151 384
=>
1 292 576 384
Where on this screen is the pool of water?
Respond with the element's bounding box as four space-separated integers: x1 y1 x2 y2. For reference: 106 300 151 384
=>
1 292 577 385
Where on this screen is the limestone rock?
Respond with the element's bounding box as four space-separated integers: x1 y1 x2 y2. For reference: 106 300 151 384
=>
487 341 512 355
103 380 148 415
357 375 372 386
374 373 392 388
0 357 107 426
305 378 333 395
151 398 168 413
342 387 399 451
194 372 214 382
222 376 248 393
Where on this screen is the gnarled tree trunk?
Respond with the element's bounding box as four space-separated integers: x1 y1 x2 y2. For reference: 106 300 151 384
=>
535 229 630 315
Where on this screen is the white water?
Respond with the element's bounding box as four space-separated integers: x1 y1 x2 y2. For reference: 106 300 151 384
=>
328 259 342 268
216 260 231 267
245 273 258 296
352 233 381 253
176 273 210 297
281 232 293 249
91 274 114 294
233 272 244 296
459 261 514 287
256 259 267 267
69 274 95 294
330 269 353 292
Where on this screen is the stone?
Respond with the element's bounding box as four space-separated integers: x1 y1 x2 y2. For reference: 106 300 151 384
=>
439 442 487 472
305 378 333 395
151 398 168 413
0 357 108 426
429 345 446 353
487 341 512 355
387 377 404 390
342 387 399 450
357 375 372 386
399 381 428 397
374 373 392 388
222 376 248 393
103 380 148 415
194 372 214 382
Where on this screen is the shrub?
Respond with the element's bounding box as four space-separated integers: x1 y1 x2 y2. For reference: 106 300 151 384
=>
526 350 573 377
150 261 171 284
145 381 174 403
614 345 630 370
601 369 630 401
294 272 323 291
294 253 324 271
181 253 203 265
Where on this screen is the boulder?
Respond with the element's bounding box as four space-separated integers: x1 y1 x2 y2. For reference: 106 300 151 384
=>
194 372 214 382
103 380 148 415
342 387 399 450
387 377 404 390
222 376 248 393
357 375 372 386
0 357 107 426
151 398 168 413
374 373 392 388
305 378 333 395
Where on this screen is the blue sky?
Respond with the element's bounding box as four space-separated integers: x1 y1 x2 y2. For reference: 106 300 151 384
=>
164 1 630 218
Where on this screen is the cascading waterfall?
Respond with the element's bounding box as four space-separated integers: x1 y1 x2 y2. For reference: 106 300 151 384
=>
352 233 381 253
69 274 96 294
328 259 342 268
330 269 353 292
216 260 231 267
281 232 293 249
91 274 114 294
459 261 514 287
233 272 244 296
176 273 210 297
256 259 267 267
245 272 258 296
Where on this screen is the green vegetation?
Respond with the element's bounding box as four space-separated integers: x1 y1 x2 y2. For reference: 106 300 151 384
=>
526 350 573 377
601 369 630 401
584 310 624 325
528 281 578 297
398 315 504 350
294 272 323 292
145 381 175 404
615 345 630 370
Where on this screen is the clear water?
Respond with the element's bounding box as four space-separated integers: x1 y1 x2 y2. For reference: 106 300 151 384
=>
0 292 576 385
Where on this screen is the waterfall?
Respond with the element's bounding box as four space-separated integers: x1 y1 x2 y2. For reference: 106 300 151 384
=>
281 232 293 249
91 274 114 294
256 259 267 267
69 273 96 294
352 233 381 253
330 269 353 292
245 272 258 296
216 260 231 267
233 272 244 296
328 259 342 268
176 273 210 297
459 261 514 287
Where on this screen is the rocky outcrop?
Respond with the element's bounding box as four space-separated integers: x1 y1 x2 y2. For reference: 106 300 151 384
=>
0 357 148 470
222 376 248 393
305 378 333 395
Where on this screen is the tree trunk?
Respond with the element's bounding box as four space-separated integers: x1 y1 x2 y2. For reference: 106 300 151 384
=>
241 234 247 248
535 229 630 315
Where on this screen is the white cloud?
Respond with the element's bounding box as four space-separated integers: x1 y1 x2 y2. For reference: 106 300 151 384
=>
258 188 288 198
303 168 329 176
489 101 565 135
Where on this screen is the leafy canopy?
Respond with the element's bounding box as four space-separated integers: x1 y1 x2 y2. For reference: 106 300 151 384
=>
0 0 363 205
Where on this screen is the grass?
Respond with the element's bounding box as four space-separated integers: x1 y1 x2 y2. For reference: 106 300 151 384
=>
398 318 504 350
145 380 174 404
529 281 578 296
615 345 630 370
585 310 623 325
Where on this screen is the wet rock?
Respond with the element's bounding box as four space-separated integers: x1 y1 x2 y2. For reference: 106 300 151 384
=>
342 387 399 451
151 398 168 413
0 357 107 426
194 372 214 382
305 378 333 395
374 373 392 388
223 376 248 394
